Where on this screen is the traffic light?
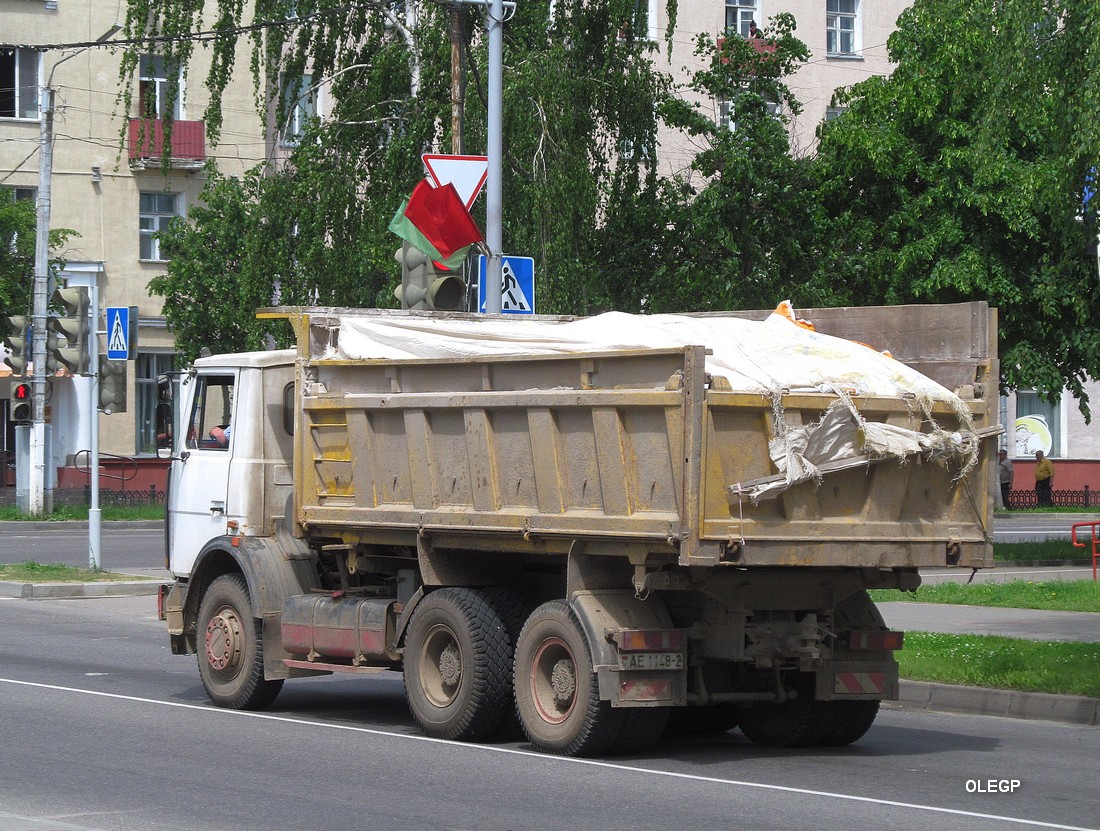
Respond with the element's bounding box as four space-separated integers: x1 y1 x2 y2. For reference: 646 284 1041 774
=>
394 243 466 311
11 382 31 422
48 286 91 375
98 356 127 414
1 314 29 376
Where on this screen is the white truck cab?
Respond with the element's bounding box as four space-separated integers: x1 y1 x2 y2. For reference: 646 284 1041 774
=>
161 350 296 577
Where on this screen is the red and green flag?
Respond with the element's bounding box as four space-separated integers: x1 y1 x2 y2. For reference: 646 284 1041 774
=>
388 179 483 270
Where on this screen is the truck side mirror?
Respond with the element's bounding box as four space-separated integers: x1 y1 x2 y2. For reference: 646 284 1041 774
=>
155 401 174 459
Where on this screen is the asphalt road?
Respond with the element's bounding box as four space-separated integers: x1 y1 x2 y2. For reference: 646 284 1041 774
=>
0 595 1097 831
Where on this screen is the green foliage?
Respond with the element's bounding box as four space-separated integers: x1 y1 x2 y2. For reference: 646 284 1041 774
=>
126 0 676 330
0 195 75 315
898 632 1100 698
871 580 1100 613
0 196 36 313
812 0 1100 414
648 14 823 313
995 540 1095 562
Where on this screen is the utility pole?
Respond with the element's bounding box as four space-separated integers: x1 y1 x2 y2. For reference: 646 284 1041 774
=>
28 84 56 515
450 5 465 155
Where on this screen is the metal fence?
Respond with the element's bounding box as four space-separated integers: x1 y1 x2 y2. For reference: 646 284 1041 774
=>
82 484 165 508
1007 486 1095 510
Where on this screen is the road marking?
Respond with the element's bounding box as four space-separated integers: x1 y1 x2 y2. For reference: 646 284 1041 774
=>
2 677 1095 831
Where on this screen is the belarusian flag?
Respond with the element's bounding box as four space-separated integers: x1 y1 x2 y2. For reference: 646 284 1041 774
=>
388 179 483 270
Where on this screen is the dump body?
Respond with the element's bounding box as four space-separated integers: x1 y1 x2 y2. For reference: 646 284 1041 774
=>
290 303 995 570
160 302 997 756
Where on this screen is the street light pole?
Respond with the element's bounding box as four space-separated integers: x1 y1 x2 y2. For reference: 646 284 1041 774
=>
484 0 504 314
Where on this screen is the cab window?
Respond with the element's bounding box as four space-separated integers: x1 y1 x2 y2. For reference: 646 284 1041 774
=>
187 375 235 450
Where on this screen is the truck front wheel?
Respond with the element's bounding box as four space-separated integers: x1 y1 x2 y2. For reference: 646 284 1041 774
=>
403 587 512 742
513 600 624 757
196 574 283 710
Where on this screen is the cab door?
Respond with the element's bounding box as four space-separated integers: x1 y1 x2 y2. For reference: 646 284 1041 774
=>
167 371 237 577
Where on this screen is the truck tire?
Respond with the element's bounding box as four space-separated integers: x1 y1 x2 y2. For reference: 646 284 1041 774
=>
513 600 624 757
818 700 880 746
738 698 832 747
611 707 669 754
483 587 538 741
403 587 512 742
196 574 284 710
665 702 741 736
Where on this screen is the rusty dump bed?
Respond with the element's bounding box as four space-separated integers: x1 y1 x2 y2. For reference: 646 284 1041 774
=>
271 302 997 571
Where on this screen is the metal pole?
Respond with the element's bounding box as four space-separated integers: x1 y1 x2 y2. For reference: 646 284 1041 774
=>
88 279 101 570
484 0 504 314
30 85 55 515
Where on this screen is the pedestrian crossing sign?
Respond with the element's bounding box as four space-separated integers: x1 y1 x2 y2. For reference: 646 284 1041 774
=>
106 306 131 360
477 255 535 314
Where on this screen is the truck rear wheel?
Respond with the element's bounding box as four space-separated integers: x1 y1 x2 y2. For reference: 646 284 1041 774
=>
819 700 880 746
513 600 624 757
737 698 832 748
403 587 512 742
196 574 283 710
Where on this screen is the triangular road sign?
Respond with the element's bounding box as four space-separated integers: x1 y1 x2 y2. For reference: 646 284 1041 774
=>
500 261 531 312
422 154 489 209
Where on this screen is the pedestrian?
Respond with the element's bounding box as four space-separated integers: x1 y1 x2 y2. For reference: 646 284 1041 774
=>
1033 450 1054 507
998 449 1014 510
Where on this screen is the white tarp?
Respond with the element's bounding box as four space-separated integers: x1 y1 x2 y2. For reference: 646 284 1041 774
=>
333 309 957 403
328 306 979 501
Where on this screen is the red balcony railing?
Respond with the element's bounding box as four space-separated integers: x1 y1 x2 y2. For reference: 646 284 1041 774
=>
128 119 206 168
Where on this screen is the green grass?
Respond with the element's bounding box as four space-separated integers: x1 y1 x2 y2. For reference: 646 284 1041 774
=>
871 580 1100 612
0 504 164 522
0 561 147 582
898 632 1100 698
995 540 1094 562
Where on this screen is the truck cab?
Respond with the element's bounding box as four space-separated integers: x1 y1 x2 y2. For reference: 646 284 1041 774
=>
161 350 296 577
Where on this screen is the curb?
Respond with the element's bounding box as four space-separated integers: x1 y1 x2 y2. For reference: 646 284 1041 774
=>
0 520 164 532
0 579 166 599
894 680 1100 726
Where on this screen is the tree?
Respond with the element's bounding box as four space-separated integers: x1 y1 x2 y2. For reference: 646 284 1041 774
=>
646 14 819 313
811 0 1100 413
0 194 76 317
123 0 676 333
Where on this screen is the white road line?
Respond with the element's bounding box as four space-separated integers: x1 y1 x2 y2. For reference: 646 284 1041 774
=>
1 677 1096 831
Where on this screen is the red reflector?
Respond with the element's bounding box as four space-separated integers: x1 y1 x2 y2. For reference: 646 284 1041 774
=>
849 630 904 651
620 678 673 702
618 629 683 651
834 671 886 695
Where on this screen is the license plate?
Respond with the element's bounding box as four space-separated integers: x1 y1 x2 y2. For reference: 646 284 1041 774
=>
619 652 684 671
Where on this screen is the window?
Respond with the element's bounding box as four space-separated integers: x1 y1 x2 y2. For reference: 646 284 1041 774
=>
139 192 180 261
617 0 658 42
827 0 860 56
0 47 40 119
136 352 177 455
725 0 758 38
3 186 36 202
138 55 182 119
824 106 849 122
280 73 317 145
1015 391 1061 458
187 374 235 451
719 95 779 132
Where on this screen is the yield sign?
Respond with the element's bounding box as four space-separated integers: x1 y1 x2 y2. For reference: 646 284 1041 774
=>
422 154 489 210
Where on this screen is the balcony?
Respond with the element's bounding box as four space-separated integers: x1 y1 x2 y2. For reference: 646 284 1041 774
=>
128 119 206 171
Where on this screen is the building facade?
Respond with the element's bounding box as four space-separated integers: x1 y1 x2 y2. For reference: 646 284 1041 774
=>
1 0 289 497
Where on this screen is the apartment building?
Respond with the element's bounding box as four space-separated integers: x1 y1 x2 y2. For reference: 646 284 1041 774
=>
0 0 283 496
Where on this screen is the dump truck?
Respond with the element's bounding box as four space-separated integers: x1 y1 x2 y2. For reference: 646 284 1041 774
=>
156 301 998 757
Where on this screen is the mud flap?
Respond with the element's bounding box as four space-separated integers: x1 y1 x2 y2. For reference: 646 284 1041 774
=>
569 590 687 707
